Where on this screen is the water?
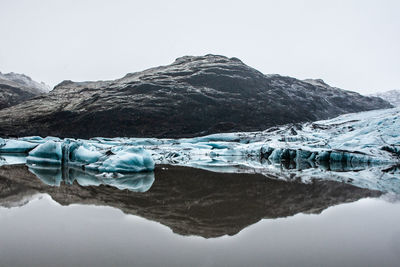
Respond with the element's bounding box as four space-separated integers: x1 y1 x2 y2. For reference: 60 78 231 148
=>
1 165 400 267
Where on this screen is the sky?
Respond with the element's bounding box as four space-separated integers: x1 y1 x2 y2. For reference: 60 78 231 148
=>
0 0 399 94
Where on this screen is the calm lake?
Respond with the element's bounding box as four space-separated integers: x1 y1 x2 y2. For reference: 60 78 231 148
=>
1 165 400 267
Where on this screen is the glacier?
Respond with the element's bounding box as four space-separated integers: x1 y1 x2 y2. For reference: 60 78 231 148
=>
0 107 399 193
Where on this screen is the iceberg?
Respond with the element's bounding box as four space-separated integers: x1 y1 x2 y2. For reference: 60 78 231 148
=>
25 140 155 173
70 145 102 164
94 147 155 173
27 140 62 165
0 139 38 153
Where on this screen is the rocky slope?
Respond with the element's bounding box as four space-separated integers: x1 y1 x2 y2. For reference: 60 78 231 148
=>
371 89 400 107
0 55 391 138
0 72 50 109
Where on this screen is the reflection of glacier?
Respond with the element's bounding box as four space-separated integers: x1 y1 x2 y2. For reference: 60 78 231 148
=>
0 165 381 238
0 107 399 193
28 165 154 192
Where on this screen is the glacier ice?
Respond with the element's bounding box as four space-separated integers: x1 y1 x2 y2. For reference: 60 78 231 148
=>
70 145 102 164
24 139 155 173
0 107 399 193
27 140 62 165
0 139 38 153
94 147 155 173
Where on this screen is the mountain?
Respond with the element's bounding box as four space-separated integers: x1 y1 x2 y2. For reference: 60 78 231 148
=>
371 89 400 107
0 55 391 138
0 72 50 109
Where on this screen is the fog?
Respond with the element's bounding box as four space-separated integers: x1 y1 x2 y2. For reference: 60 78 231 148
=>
1 0 399 93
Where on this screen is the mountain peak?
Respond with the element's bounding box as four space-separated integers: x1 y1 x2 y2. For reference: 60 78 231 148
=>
173 54 244 65
0 72 51 110
303 78 329 87
371 89 400 107
0 72 50 93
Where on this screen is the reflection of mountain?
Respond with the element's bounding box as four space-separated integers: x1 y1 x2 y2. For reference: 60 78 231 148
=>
0 165 380 238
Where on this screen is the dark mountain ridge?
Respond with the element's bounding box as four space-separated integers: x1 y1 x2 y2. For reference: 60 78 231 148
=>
0 55 391 138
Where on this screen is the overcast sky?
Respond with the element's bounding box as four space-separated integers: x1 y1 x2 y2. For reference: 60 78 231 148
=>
0 0 399 94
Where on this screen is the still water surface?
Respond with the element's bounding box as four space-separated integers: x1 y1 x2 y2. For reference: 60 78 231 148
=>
0 165 400 267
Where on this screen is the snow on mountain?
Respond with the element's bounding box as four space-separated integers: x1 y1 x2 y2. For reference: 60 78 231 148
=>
0 107 399 193
0 72 50 94
0 72 51 109
371 89 400 107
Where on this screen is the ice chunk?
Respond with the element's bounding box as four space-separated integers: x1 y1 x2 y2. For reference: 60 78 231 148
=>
24 140 155 173
0 139 38 153
26 141 62 165
295 149 312 160
94 147 155 173
70 145 102 164
316 151 330 162
268 148 296 162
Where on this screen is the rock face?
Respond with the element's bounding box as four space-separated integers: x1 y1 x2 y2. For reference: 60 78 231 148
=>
0 72 50 109
0 55 391 138
371 89 400 107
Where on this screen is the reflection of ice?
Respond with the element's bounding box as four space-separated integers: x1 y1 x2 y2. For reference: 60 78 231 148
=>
28 165 62 186
0 153 27 166
27 165 155 192
175 156 400 193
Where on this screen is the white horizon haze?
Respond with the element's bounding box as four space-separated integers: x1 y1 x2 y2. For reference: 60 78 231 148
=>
0 0 399 94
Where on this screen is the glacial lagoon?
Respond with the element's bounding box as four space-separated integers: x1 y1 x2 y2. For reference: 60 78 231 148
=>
1 164 400 267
